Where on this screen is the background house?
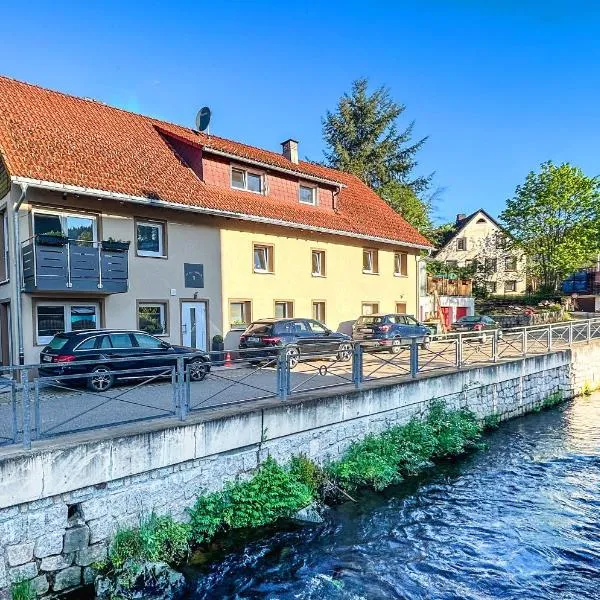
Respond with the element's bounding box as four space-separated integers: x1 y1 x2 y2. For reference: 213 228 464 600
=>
434 209 526 296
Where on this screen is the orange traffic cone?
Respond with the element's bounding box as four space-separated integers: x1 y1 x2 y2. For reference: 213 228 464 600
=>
224 352 232 367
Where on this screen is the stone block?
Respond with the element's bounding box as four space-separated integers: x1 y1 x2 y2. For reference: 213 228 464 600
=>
76 543 107 567
40 554 73 571
8 561 38 583
80 497 109 521
53 566 81 591
34 531 65 559
6 542 34 567
83 566 97 585
30 575 49 596
0 518 24 546
0 557 7 589
88 518 114 545
63 526 89 553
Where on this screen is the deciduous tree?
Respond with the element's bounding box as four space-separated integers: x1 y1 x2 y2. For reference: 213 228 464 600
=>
500 161 600 291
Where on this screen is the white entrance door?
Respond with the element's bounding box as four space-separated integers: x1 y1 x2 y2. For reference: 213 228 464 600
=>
181 302 207 351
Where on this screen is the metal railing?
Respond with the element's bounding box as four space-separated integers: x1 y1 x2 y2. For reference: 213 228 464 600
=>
2 316 600 451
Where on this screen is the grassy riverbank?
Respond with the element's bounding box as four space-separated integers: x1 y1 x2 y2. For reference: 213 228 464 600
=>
89 399 492 598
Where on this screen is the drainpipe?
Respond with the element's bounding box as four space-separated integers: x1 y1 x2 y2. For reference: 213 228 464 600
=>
13 183 27 365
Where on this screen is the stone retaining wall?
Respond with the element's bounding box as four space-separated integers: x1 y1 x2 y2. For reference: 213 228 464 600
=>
0 345 595 599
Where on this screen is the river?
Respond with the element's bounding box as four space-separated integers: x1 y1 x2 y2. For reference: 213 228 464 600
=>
185 396 600 599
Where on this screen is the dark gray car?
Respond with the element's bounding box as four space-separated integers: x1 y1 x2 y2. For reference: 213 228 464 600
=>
239 318 352 368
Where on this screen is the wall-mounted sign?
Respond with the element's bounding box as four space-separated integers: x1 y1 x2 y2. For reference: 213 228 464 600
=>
184 263 204 288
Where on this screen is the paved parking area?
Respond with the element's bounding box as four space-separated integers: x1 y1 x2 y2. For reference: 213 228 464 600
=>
0 332 571 446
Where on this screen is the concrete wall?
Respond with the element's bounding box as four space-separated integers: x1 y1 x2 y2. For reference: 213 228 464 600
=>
1 341 596 598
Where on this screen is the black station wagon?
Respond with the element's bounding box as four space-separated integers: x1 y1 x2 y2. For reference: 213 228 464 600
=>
39 329 211 392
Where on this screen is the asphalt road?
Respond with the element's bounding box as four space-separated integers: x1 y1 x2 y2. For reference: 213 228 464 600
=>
0 331 575 447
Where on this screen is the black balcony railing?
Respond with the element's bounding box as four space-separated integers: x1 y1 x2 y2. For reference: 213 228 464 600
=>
21 238 129 293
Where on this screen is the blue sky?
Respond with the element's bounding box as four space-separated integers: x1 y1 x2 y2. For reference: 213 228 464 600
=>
2 0 599 224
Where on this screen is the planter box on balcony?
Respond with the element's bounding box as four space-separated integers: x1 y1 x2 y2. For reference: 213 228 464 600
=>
36 233 68 247
102 240 130 252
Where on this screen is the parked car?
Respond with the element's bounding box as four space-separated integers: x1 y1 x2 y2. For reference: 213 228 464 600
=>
239 318 352 368
39 329 211 392
449 315 502 342
352 313 432 352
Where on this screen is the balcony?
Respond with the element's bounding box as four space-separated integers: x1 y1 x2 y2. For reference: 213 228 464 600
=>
21 237 129 294
427 275 473 297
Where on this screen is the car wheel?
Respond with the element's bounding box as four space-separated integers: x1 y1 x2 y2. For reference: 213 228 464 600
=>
87 366 114 392
286 346 300 369
390 338 402 354
421 336 431 350
188 358 208 382
337 342 352 362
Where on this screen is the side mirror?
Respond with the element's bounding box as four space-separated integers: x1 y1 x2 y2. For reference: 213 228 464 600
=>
160 341 171 349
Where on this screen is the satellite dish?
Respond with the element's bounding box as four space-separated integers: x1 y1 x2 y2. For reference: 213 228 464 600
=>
196 107 211 132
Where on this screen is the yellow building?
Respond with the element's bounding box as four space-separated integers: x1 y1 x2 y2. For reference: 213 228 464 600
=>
0 76 432 363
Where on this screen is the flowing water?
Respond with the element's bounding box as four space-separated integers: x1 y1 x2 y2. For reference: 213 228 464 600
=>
185 396 600 599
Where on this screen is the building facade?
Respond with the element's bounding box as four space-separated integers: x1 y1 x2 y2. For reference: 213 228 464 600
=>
0 76 432 364
435 209 526 296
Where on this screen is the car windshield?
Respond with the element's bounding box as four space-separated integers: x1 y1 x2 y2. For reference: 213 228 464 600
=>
405 316 419 325
357 316 385 325
245 323 273 336
47 335 69 350
458 316 481 323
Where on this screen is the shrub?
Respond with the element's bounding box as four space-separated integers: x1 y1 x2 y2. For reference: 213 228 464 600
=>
188 456 313 544
10 580 33 600
289 454 326 495
328 401 483 493
109 514 190 569
483 413 501 430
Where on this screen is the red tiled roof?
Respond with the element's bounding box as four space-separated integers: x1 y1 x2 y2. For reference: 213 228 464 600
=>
0 75 432 248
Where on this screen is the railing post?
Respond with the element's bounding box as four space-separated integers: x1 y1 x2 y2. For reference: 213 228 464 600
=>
492 332 498 362
33 377 41 440
277 349 288 400
177 357 187 420
548 324 553 351
22 369 31 450
410 337 419 378
523 328 528 356
456 334 462 368
587 319 591 344
352 343 363 388
568 322 573 347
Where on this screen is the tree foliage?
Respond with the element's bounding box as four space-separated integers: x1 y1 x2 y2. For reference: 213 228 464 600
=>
500 161 600 291
322 78 433 232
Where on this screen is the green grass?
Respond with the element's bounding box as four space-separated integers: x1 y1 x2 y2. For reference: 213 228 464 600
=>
10 580 34 600
327 400 482 492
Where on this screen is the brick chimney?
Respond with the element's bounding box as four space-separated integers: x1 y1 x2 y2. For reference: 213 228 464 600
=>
456 213 467 224
281 139 299 164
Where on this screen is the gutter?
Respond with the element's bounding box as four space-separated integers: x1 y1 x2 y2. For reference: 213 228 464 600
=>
13 182 27 364
11 176 434 251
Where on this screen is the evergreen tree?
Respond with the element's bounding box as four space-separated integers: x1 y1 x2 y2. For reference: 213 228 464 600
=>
322 78 430 194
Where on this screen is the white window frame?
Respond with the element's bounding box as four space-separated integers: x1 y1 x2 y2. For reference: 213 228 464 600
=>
299 184 317 206
361 302 379 316
231 166 265 195
394 252 408 277
274 301 294 318
136 220 165 258
32 208 98 243
35 301 100 346
505 280 517 293
363 249 378 274
457 237 467 251
137 302 168 336
229 300 252 328
312 249 326 277
312 301 326 323
253 244 273 273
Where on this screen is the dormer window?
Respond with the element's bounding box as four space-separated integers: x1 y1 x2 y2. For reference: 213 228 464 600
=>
299 184 317 205
231 167 264 194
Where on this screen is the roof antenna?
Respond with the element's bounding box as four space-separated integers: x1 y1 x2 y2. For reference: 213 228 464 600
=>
195 107 211 136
